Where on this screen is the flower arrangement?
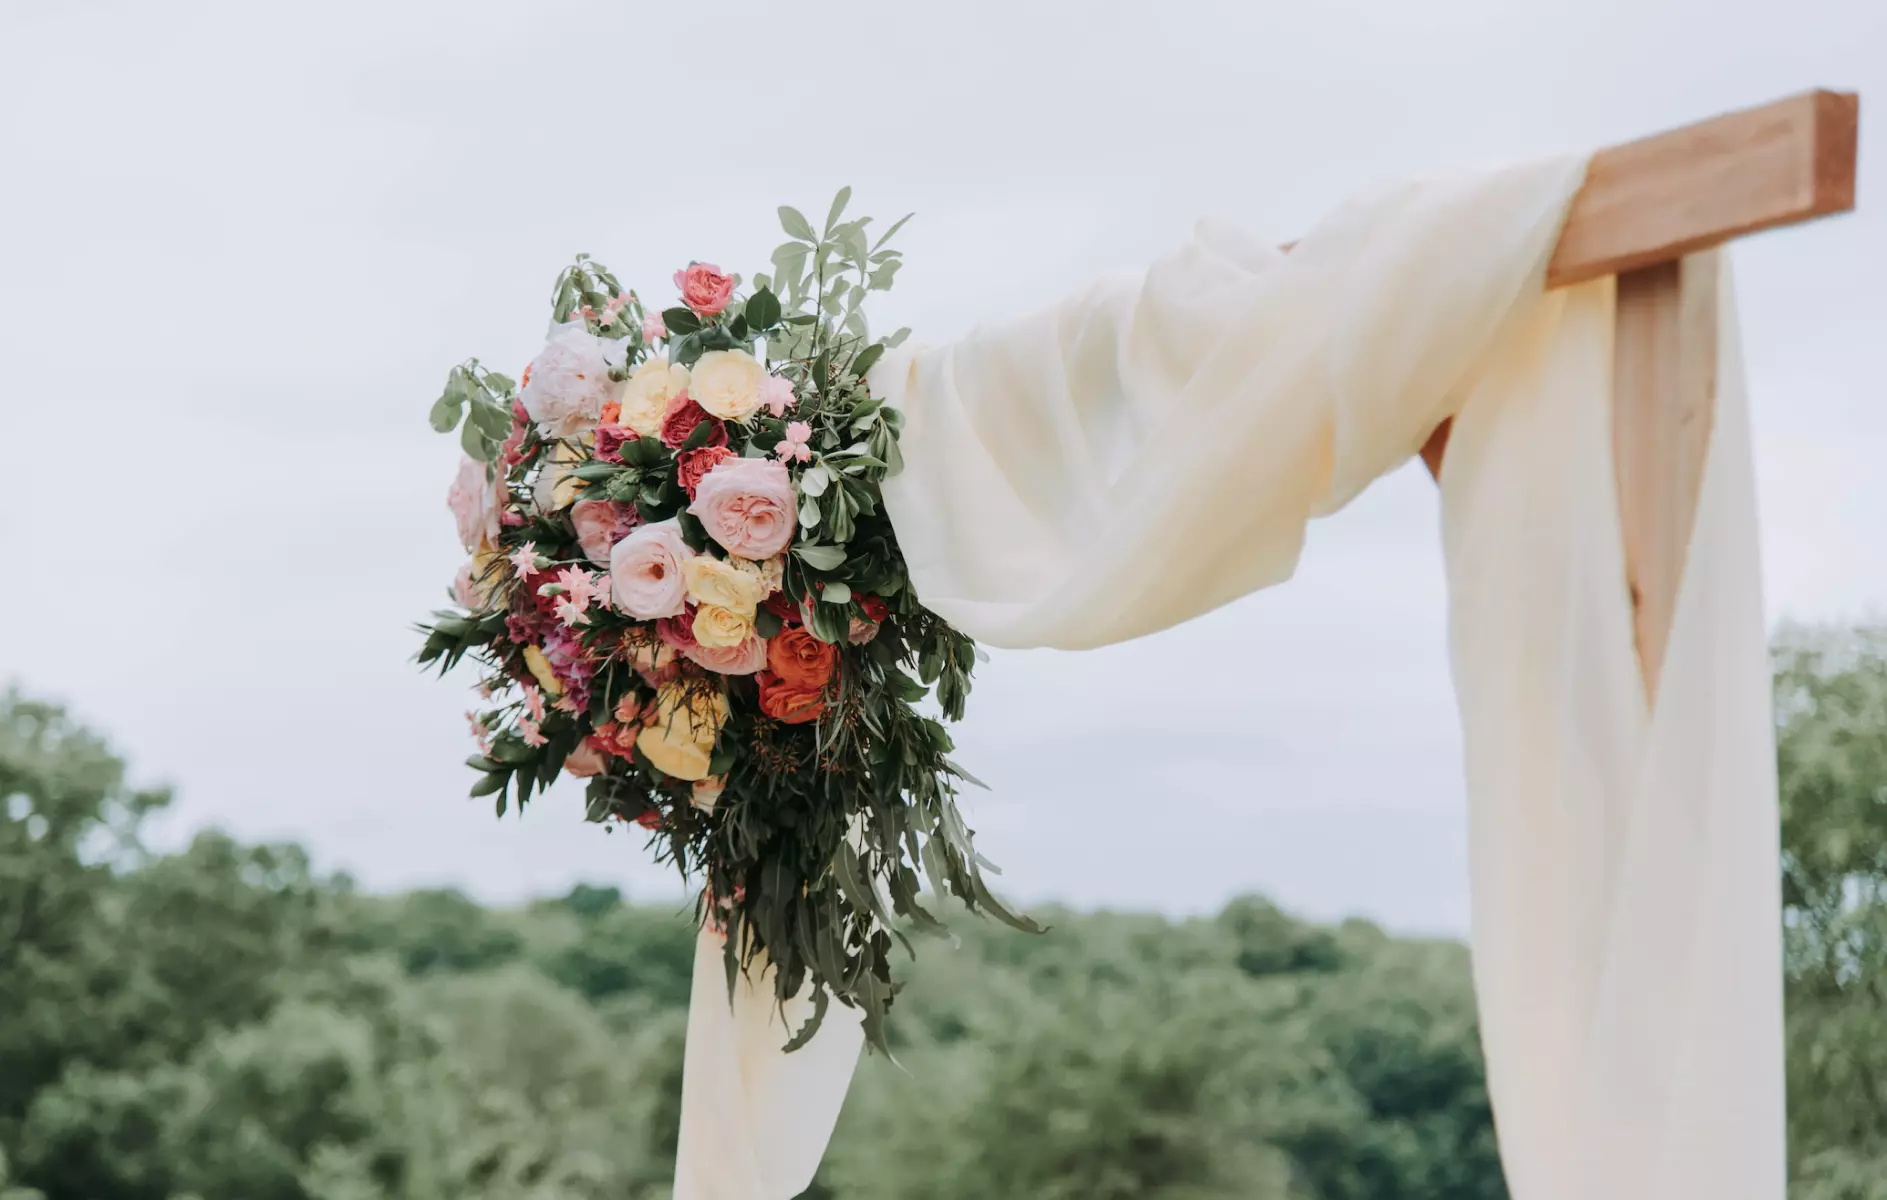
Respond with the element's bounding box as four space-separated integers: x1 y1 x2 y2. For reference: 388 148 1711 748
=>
418 190 1036 1052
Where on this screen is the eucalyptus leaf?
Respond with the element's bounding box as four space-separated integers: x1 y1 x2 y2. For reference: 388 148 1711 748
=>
778 205 817 241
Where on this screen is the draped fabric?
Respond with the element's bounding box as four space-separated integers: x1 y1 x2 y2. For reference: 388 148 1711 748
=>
671 154 1785 1198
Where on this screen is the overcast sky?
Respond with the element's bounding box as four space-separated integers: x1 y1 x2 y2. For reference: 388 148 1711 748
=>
3 0 1882 935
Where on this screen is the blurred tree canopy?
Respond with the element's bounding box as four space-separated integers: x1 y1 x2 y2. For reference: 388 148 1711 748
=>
0 624 1881 1198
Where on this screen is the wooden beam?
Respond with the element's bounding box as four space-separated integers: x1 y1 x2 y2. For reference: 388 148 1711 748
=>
1548 89 1858 287
1612 252 1721 703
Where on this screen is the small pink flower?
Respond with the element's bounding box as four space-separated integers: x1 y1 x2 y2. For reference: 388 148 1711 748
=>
759 375 796 417
554 566 601 610
522 684 547 723
674 262 735 316
518 717 548 747
642 311 667 341
465 711 486 737
509 542 541 575
555 597 590 627
777 421 814 464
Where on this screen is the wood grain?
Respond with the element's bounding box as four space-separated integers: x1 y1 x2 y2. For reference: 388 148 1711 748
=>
1548 89 1858 287
1413 88 1856 484
1611 251 1721 704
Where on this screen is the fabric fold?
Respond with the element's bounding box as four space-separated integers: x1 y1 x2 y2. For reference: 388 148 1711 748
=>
673 151 1784 1199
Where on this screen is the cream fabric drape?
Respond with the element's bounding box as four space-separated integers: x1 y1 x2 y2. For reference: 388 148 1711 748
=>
672 153 1785 1198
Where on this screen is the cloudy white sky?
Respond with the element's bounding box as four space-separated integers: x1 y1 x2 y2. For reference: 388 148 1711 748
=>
3 1 1882 935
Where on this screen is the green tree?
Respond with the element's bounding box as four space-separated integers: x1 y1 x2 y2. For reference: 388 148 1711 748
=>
1774 624 1887 1197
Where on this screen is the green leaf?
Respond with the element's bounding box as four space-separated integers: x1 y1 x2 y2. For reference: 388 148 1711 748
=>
799 496 821 528
680 419 715 452
484 371 515 392
823 186 852 235
778 206 817 241
851 343 887 379
429 389 464 433
798 466 830 498
663 306 702 335
872 213 914 251
469 771 507 798
745 288 781 331
819 581 852 604
794 544 846 571
459 418 490 462
754 606 784 638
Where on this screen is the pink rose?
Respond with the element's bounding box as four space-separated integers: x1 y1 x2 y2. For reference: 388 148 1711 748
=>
447 456 502 552
688 457 797 559
571 499 640 565
594 422 635 464
519 321 621 438
682 632 769 676
759 374 797 417
661 392 727 450
608 519 695 619
656 610 699 654
676 445 735 500
642 311 667 341
563 741 609 778
673 262 735 316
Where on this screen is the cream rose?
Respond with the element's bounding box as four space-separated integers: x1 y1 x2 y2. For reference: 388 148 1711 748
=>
691 776 726 813
636 681 728 782
618 358 691 438
687 349 765 421
533 440 587 513
692 604 754 648
683 555 766 616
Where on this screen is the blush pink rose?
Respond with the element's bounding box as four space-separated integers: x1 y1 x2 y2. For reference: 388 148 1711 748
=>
563 741 609 778
687 457 796 559
447 456 502 552
674 262 735 316
608 519 695 619
682 632 769 676
571 499 640 565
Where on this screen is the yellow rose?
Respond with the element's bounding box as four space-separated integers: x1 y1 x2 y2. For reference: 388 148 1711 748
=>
728 554 783 596
521 644 562 695
687 349 765 421
636 681 728 781
692 603 754 648
533 440 586 513
618 358 690 437
682 555 766 617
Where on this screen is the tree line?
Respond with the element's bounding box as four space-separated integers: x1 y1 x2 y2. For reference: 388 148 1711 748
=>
1 623 1881 1197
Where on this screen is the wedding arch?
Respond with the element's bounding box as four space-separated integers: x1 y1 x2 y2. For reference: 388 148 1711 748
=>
655 89 1863 1200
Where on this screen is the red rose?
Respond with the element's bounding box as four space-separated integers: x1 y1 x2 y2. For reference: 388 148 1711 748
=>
660 392 727 450
762 591 803 624
673 262 736 316
594 422 635 464
766 627 837 691
859 594 889 623
677 445 736 499
757 671 825 725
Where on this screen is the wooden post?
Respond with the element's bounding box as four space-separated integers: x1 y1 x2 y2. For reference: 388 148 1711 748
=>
1612 252 1720 703
1390 88 1859 698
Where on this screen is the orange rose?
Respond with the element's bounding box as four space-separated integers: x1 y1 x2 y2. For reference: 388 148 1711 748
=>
766 627 837 691
757 671 825 725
